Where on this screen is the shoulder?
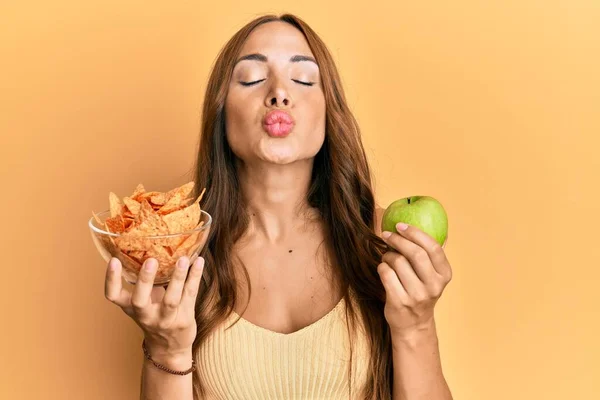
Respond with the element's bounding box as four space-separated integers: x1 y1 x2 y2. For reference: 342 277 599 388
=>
374 204 385 236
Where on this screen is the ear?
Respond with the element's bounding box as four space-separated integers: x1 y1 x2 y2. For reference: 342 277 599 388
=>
374 205 385 236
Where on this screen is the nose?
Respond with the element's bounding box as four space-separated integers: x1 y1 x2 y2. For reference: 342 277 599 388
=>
264 77 292 108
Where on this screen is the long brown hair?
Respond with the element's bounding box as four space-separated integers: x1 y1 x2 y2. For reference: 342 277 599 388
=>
191 13 391 399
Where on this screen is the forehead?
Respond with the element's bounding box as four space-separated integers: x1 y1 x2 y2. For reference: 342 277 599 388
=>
239 21 314 59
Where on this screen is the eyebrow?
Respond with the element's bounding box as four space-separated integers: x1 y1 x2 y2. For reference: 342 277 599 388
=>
234 53 318 66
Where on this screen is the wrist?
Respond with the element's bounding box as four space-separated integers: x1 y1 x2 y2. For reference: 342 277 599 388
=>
390 318 438 350
143 340 194 371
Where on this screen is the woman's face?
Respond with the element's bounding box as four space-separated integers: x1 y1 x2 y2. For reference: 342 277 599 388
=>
225 21 326 165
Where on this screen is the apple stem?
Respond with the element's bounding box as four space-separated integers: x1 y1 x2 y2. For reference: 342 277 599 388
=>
407 197 411 204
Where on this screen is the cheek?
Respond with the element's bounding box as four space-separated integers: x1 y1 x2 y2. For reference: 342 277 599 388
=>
224 101 246 156
225 96 256 143
225 96 247 130
306 92 326 133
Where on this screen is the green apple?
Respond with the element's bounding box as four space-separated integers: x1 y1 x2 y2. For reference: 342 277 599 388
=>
382 196 448 246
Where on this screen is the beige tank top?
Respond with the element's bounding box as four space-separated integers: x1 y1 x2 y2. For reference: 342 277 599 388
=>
196 294 371 399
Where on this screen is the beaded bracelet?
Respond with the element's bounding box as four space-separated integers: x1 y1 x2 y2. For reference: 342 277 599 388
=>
142 339 196 376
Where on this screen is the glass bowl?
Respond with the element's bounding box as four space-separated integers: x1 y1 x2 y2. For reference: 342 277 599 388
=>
88 209 212 286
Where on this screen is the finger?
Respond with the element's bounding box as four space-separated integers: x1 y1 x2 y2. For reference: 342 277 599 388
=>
382 252 426 299
381 231 438 283
392 223 450 276
104 258 132 308
377 262 410 304
180 257 205 311
131 258 159 312
162 256 191 310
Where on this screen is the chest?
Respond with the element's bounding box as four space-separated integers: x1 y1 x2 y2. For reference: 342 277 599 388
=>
231 227 343 335
197 299 371 400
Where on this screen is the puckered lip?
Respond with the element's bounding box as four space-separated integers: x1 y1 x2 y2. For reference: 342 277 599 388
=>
262 110 295 126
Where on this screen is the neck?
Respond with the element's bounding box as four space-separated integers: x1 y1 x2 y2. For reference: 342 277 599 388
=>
236 158 319 244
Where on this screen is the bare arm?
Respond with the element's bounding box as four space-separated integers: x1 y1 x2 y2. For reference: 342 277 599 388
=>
391 320 452 400
140 346 194 400
104 256 205 400
374 206 453 399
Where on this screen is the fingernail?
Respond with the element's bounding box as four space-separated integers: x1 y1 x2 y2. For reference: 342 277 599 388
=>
396 222 409 231
109 258 118 271
193 257 204 270
177 257 189 269
144 259 157 271
382 231 392 239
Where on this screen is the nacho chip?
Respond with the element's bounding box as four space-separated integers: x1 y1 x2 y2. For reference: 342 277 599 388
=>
158 192 184 214
166 181 195 203
130 183 146 201
145 244 172 270
93 224 116 260
154 264 174 281
123 197 141 215
131 200 170 236
118 251 144 275
109 192 123 218
94 181 208 283
137 191 162 200
180 197 195 207
150 193 167 206
128 200 184 247
114 232 153 251
123 217 135 229
161 201 200 234
167 224 199 254
196 187 207 204
92 211 103 227
98 223 120 257
172 222 208 260
127 250 146 262
105 215 126 233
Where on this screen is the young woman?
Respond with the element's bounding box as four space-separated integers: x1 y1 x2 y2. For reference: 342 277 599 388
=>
105 14 453 400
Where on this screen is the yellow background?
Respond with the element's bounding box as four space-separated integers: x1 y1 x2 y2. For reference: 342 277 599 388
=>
1 1 598 399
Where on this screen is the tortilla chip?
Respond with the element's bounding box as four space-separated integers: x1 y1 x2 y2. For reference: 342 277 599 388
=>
161 202 200 234
150 193 167 206
130 183 146 201
96 224 121 259
113 232 152 251
105 215 126 233
196 187 206 203
94 182 209 283
137 191 162 201
118 251 144 275
172 231 205 259
127 250 146 262
180 198 194 207
93 229 115 260
145 244 173 269
123 217 135 230
166 181 195 203
109 192 123 218
123 197 141 215
92 211 103 227
171 220 207 257
131 201 170 235
158 192 184 214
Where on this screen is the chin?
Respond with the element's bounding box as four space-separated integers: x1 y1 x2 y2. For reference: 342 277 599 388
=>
258 140 302 164
261 152 300 164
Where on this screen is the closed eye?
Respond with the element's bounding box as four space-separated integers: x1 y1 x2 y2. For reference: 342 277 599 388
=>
292 79 315 86
239 79 265 86
239 79 315 87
